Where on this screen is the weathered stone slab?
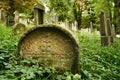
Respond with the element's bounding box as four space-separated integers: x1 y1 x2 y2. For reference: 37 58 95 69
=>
100 12 108 36
18 24 80 74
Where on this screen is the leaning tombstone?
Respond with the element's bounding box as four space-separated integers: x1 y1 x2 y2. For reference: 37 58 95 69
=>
13 23 27 35
18 24 80 74
34 3 45 25
100 12 110 46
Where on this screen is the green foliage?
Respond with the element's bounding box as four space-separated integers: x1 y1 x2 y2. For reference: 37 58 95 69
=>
0 56 81 80
93 0 113 15
0 0 38 13
77 32 120 80
48 0 75 22
0 25 19 55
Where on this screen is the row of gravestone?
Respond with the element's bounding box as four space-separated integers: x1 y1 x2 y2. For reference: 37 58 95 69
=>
100 12 116 46
12 3 45 35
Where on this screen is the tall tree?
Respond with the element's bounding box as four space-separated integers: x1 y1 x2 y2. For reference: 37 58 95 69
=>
73 0 84 30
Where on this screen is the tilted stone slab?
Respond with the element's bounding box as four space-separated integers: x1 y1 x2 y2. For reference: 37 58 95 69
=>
18 24 80 74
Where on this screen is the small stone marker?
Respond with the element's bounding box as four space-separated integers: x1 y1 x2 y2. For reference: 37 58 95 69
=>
18 24 80 74
34 3 45 25
13 23 27 35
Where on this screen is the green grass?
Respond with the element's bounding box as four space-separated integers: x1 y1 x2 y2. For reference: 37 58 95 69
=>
0 23 20 55
0 23 120 80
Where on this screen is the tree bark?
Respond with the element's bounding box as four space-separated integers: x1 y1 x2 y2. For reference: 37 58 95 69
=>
5 0 15 26
113 0 120 33
73 0 82 30
77 9 82 30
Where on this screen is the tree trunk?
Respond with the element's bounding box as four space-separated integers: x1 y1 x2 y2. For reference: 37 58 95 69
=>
73 0 82 30
77 20 81 30
5 0 15 26
77 11 82 30
113 0 120 33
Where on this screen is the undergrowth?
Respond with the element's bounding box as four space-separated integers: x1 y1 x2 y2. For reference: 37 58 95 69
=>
77 31 120 80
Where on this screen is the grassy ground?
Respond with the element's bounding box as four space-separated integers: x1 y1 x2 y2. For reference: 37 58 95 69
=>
0 23 120 80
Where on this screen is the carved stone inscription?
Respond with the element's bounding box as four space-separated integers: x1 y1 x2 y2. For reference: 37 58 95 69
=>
19 27 79 72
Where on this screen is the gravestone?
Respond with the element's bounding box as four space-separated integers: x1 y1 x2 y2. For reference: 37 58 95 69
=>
18 24 80 74
34 4 45 25
13 23 27 35
111 24 116 38
100 12 111 46
106 18 114 43
14 11 19 23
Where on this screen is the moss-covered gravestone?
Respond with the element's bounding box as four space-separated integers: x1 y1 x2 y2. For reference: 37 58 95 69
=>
18 24 80 74
13 23 27 35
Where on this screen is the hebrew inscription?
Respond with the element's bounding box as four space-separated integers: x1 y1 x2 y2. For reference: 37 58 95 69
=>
18 25 79 73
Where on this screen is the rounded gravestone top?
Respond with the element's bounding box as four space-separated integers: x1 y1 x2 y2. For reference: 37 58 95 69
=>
34 3 45 11
18 24 80 74
13 23 27 35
